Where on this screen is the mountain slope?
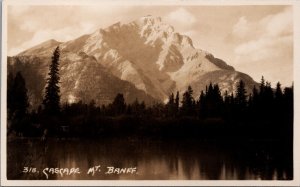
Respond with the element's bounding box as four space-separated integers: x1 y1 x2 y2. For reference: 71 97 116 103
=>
58 15 255 98
9 15 258 107
8 53 157 109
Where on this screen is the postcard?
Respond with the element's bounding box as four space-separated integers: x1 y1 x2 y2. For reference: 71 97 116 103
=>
1 0 299 186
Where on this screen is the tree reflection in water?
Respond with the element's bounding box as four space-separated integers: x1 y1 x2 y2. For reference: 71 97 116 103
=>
7 138 292 180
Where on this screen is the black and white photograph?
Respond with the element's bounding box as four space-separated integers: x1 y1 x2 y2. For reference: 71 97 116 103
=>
1 0 299 186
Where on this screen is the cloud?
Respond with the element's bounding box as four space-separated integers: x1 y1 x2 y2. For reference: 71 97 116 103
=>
20 20 39 32
8 6 199 56
232 7 293 86
235 35 292 61
233 7 292 61
232 16 250 38
262 7 293 37
8 22 96 55
7 6 135 56
165 8 196 30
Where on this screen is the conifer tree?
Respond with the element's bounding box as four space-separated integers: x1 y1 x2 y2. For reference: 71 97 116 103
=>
252 86 259 101
166 93 175 116
175 91 180 115
198 90 206 118
181 86 194 115
275 82 283 100
260 76 265 95
213 84 223 105
7 72 15 119
264 82 274 104
251 86 259 113
112 93 126 115
11 72 29 118
274 82 284 116
131 98 146 116
43 46 61 115
235 80 247 108
224 90 230 105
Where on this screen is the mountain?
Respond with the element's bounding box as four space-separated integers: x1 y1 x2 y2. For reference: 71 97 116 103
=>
8 53 156 109
8 15 258 108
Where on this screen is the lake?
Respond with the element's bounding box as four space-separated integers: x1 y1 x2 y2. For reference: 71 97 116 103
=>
7 137 293 180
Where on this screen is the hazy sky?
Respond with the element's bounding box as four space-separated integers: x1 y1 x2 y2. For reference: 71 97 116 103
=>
7 5 293 86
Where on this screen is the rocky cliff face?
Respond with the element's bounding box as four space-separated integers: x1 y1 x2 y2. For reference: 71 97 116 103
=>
8 15 258 108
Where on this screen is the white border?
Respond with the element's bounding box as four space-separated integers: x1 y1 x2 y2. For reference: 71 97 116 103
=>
1 0 300 186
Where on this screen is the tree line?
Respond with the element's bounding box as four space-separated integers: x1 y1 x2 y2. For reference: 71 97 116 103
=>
7 46 293 141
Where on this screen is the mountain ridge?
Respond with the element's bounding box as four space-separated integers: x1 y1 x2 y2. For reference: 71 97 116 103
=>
9 15 258 108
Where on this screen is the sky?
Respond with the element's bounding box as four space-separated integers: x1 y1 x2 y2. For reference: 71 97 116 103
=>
7 5 293 86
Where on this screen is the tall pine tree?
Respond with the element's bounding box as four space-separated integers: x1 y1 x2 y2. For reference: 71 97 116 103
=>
43 46 61 115
259 76 265 96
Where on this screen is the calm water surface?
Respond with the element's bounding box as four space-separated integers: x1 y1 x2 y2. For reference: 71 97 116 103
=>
7 138 293 180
